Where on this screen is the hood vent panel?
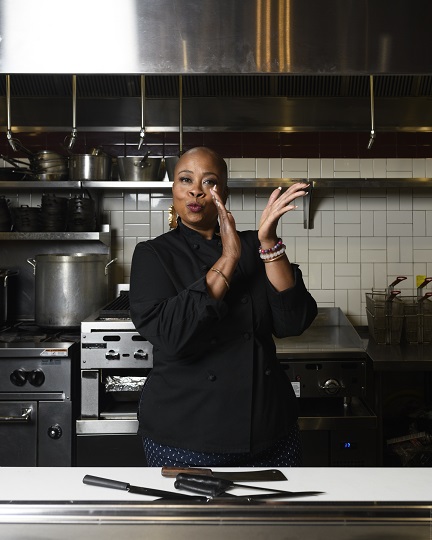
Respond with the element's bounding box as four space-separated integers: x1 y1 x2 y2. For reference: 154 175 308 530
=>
3 74 432 99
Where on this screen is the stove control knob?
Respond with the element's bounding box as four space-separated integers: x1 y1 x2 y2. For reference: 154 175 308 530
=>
134 349 148 360
106 350 120 360
321 378 343 395
10 368 28 386
28 369 45 387
47 424 63 440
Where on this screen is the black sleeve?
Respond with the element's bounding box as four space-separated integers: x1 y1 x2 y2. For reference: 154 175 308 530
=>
129 241 228 356
266 264 318 338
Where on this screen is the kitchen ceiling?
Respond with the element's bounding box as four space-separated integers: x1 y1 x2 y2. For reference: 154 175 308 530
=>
1 1 432 132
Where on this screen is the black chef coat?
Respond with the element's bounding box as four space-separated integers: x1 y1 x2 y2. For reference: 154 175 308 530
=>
130 220 317 453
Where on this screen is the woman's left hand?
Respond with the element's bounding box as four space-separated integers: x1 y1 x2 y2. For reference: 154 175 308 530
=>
258 182 309 244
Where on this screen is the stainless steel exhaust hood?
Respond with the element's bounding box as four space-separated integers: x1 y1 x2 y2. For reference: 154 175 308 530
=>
1 0 432 132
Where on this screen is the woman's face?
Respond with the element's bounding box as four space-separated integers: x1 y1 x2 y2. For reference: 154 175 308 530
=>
172 148 228 236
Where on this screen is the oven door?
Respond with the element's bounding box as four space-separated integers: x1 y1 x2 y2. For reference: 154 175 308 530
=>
0 402 37 466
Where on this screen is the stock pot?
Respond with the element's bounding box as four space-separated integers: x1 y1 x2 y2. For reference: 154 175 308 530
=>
69 154 112 181
117 156 164 181
27 254 116 328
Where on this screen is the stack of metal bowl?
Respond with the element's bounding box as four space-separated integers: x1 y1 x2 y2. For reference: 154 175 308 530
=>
30 151 69 181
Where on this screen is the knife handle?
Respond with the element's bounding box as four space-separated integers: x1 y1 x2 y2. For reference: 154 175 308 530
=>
161 466 213 478
83 475 129 491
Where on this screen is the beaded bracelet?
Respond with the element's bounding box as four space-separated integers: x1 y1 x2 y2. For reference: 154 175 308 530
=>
260 245 286 262
258 238 283 256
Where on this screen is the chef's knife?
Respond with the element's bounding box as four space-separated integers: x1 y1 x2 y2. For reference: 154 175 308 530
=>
161 467 287 481
83 474 207 501
174 474 324 499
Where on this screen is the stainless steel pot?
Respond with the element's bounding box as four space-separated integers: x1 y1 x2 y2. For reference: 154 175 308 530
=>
164 156 179 182
117 156 164 181
0 269 18 325
27 254 116 328
69 154 112 181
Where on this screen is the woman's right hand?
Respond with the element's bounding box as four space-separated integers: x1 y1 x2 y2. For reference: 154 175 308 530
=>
211 185 241 262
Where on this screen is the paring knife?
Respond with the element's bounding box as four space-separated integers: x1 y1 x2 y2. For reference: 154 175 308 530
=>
83 474 207 501
161 466 287 481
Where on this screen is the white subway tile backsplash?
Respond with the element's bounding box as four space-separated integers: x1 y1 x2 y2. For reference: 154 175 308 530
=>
334 159 360 172
334 210 360 223
123 192 137 210
387 210 412 223
230 158 256 172
427 211 432 236
334 223 360 236
400 237 413 263
321 159 334 177
309 250 334 263
372 159 387 177
124 223 150 237
308 159 321 178
373 212 387 236
124 211 149 224
360 160 373 178
282 158 308 175
387 223 413 236
335 237 348 263
387 158 413 171
386 237 400 262
103 197 124 211
360 211 374 236
92 159 432 321
321 263 335 289
413 159 426 178
256 158 269 178
309 263 322 289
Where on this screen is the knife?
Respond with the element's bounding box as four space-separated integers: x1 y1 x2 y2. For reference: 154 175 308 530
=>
174 474 324 499
83 474 207 501
161 467 287 481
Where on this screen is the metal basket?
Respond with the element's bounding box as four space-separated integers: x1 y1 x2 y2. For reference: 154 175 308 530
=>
366 308 404 344
399 296 432 343
365 292 404 317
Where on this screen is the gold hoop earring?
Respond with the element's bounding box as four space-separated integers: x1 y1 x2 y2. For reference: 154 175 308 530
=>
168 205 178 229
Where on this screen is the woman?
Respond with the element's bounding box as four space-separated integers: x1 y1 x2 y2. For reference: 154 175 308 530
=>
130 146 317 467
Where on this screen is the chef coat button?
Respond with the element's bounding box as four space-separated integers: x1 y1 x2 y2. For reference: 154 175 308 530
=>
265 369 272 376
217 240 222 247
192 244 199 249
201 265 208 272
208 374 217 382
243 333 250 340
241 296 248 304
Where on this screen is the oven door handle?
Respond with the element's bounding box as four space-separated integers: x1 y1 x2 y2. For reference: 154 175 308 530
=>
0 407 32 423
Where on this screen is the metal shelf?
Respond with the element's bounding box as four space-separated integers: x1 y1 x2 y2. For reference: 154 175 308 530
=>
0 181 82 190
0 230 111 246
1 178 432 190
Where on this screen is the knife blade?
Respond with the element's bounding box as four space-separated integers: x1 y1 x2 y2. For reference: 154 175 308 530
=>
161 467 287 481
174 473 324 499
83 474 207 501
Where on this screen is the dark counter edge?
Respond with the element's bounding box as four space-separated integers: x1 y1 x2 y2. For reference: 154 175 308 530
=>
355 325 432 371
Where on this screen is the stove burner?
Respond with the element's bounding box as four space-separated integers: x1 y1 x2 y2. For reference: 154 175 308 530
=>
0 322 80 344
